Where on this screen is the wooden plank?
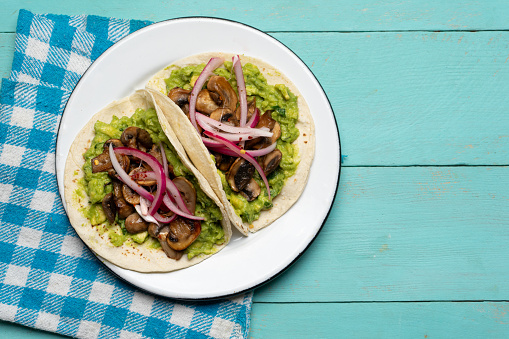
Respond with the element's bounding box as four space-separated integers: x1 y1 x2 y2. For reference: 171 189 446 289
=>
250 302 509 338
1 30 508 165
0 33 15 79
0 321 62 339
254 166 509 302
1 1 508 33
271 31 509 166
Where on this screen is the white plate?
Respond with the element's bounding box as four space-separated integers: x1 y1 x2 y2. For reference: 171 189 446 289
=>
56 17 340 300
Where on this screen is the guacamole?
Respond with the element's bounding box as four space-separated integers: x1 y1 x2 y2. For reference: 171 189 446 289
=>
165 61 301 223
78 108 224 259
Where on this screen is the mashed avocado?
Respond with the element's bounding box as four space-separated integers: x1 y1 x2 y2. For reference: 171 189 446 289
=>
78 108 224 258
165 61 300 223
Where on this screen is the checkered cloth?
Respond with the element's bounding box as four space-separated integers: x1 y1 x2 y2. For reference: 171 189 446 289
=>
0 9 252 339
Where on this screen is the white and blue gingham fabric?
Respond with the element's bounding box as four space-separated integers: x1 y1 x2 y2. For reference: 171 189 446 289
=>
0 10 252 339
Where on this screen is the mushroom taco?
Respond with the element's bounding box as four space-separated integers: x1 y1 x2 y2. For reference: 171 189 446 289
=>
64 89 231 272
146 53 315 235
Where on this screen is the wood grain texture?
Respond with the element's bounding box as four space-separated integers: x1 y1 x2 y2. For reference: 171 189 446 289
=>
271 31 509 166
0 1 508 33
250 302 509 338
254 166 509 302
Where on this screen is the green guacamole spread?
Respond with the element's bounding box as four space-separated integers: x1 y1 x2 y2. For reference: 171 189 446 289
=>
77 108 224 259
165 61 300 223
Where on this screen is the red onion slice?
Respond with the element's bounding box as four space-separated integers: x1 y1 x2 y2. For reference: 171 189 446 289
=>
189 57 224 131
140 196 150 216
131 171 202 219
204 131 271 200
154 211 177 224
134 205 160 225
196 113 272 137
112 146 166 216
207 140 277 158
247 108 260 128
163 195 204 221
159 142 169 178
108 144 154 202
233 55 248 127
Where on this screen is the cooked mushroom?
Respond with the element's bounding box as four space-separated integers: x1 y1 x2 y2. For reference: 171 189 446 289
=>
258 110 281 144
172 177 197 214
91 152 130 174
148 144 165 168
270 121 281 144
262 149 283 175
103 139 124 152
227 158 255 192
157 226 183 260
166 217 201 251
209 108 238 126
240 178 261 202
196 89 220 114
168 87 191 108
91 152 130 178
120 126 153 152
214 152 236 172
122 184 140 205
113 181 135 219
101 193 116 224
207 76 238 112
125 213 149 234
129 167 157 186
148 223 160 238
235 97 257 122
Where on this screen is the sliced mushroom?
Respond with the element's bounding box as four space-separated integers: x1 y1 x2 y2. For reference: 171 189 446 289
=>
148 144 165 168
120 126 153 152
168 87 191 108
235 97 257 122
240 178 261 202
209 108 238 126
196 89 220 114
258 110 281 144
227 158 255 192
157 226 183 260
166 217 201 251
125 213 149 234
102 193 116 224
122 184 140 205
172 177 197 214
103 139 124 152
91 152 130 174
113 181 135 219
129 167 157 186
262 149 283 175
148 223 160 238
207 76 238 112
214 152 236 172
270 121 282 144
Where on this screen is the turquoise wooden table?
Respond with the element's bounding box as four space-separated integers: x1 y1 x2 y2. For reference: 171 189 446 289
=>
1 1 509 337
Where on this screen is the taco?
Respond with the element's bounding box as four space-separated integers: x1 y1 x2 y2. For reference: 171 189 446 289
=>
64 89 231 272
146 53 315 235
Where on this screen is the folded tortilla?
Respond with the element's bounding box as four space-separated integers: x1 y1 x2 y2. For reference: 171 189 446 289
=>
64 89 231 272
146 53 315 235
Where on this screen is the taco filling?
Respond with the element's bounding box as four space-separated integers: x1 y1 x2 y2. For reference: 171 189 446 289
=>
79 107 225 260
164 57 300 224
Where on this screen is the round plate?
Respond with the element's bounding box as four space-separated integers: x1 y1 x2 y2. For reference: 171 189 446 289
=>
56 17 340 300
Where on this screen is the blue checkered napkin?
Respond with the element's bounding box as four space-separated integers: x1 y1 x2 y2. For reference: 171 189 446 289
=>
0 9 252 339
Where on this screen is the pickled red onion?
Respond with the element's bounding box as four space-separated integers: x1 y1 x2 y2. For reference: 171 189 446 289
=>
233 55 248 127
204 131 271 200
112 146 166 216
189 57 224 131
